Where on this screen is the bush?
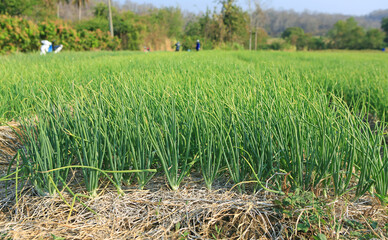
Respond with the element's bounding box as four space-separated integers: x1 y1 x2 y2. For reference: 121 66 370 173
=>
216 42 245 51
0 15 40 53
268 39 294 51
363 29 385 49
308 37 327 50
0 15 120 54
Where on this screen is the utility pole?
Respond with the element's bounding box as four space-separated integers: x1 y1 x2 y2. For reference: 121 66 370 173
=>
108 0 114 37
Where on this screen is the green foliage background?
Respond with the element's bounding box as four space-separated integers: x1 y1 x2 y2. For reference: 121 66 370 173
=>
0 0 387 53
0 15 120 54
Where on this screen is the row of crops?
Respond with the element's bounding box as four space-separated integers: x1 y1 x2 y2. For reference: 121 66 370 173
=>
1 51 387 203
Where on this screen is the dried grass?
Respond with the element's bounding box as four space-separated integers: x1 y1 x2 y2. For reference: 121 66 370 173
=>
0 122 22 166
1 176 387 240
0 178 282 240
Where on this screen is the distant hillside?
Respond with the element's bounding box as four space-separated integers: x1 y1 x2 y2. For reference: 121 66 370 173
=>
63 0 388 38
364 9 388 21
264 9 388 36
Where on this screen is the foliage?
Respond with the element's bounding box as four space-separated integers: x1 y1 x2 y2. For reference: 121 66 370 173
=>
382 17 388 44
0 15 40 53
268 39 293 50
281 27 311 50
75 17 109 32
220 0 249 44
180 1 250 49
183 18 214 50
76 4 142 50
254 28 269 49
72 0 90 20
154 7 184 39
307 37 327 50
281 27 305 44
279 18 382 51
0 0 55 20
0 15 120 53
328 18 365 49
363 29 385 49
328 17 386 49
264 8 388 37
0 1 386 52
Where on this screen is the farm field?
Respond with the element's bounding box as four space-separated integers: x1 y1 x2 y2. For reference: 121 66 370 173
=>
0 50 387 239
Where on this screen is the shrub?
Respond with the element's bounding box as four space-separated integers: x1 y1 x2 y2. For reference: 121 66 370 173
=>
0 15 40 53
0 15 120 54
268 39 294 51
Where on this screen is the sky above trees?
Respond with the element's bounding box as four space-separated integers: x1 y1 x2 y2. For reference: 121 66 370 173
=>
116 0 386 15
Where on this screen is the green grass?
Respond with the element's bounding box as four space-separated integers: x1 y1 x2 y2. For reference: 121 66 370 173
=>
0 50 387 203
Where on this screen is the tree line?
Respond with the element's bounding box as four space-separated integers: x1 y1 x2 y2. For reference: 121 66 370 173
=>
0 0 387 52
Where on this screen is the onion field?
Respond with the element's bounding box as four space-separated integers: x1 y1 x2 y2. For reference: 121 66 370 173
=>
0 50 387 203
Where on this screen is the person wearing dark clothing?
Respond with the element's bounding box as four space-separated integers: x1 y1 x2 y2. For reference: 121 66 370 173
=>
196 40 201 51
52 41 62 52
175 42 180 52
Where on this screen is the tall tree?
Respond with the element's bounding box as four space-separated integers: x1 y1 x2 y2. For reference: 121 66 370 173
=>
363 28 385 49
73 0 89 21
0 0 29 15
328 18 365 49
0 0 55 19
57 0 70 18
251 1 267 50
220 0 249 43
281 27 310 50
382 17 388 44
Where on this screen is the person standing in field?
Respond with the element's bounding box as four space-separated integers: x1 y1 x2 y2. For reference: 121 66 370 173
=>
175 42 180 52
196 40 201 51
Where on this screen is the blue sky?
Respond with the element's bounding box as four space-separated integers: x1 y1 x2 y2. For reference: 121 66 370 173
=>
116 0 387 15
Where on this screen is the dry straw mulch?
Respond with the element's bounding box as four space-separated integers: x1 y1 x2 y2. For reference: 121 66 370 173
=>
1 178 387 240
0 122 22 167
0 182 281 240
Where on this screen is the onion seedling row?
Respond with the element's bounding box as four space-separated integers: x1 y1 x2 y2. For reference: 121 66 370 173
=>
1 51 387 204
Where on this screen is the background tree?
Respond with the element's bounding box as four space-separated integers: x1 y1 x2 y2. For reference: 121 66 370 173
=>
307 37 326 50
363 28 385 49
56 0 70 18
251 1 268 50
382 17 388 44
264 9 387 37
183 9 217 50
254 27 268 49
0 0 55 19
0 0 33 16
1 0 386 52
76 3 142 50
281 27 304 45
328 18 365 49
73 0 89 21
220 0 249 44
75 3 110 32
